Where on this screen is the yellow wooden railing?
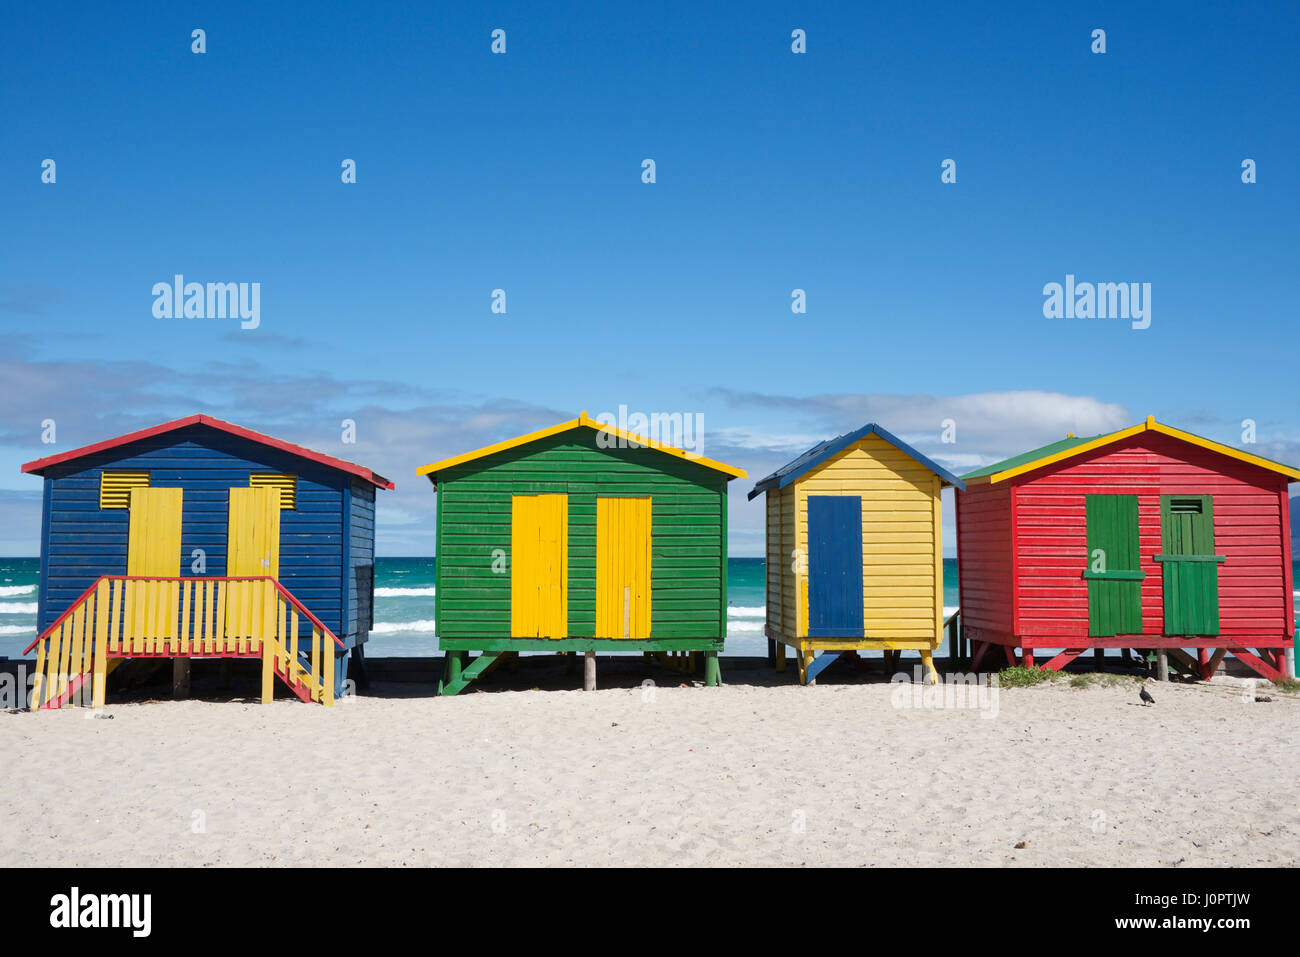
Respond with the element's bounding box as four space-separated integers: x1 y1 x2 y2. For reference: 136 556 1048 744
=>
26 576 340 710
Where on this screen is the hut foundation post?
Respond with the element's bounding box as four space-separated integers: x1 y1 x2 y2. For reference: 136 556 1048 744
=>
775 640 786 673
583 651 596 691
172 657 191 698
1156 649 1169 682
1094 646 1105 671
446 650 464 688
921 650 939 685
766 639 776 666
260 637 274 704
704 651 721 687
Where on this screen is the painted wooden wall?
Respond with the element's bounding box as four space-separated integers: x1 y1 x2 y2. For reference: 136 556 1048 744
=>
954 481 1015 643
766 434 944 642
1007 432 1291 639
346 478 376 644
764 482 798 638
434 428 728 641
36 425 370 648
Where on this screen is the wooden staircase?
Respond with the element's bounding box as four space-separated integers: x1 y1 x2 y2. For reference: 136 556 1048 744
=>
25 576 342 709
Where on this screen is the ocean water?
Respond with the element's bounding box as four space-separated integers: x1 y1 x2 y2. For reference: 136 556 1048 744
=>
363 556 780 657
2 557 1294 660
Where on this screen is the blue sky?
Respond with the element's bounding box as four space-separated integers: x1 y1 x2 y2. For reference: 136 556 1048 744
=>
1 0 1297 555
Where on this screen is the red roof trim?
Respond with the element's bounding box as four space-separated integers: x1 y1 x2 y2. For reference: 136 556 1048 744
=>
20 415 395 490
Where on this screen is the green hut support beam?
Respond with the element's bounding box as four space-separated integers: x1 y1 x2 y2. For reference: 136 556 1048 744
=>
437 643 723 695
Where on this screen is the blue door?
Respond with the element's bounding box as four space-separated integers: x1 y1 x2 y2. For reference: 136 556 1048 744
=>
807 495 864 637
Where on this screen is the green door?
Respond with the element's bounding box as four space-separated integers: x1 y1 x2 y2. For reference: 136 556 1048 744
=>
1158 495 1223 635
1084 494 1144 636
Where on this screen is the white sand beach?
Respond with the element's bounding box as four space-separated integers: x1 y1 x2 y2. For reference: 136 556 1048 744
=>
1 668 1296 867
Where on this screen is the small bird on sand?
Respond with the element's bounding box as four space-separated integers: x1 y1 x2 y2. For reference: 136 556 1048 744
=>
1139 685 1155 706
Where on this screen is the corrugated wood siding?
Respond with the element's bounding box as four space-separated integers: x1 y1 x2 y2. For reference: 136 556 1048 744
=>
780 484 796 635
347 479 376 644
793 435 941 641
1013 433 1290 638
955 482 1014 638
38 425 356 641
765 488 794 637
765 490 780 634
436 429 727 641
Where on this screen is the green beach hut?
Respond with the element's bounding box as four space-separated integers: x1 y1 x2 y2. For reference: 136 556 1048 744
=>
417 412 747 694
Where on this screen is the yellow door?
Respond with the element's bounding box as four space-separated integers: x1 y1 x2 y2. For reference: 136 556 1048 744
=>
596 497 652 639
511 494 568 638
226 486 281 642
125 487 183 644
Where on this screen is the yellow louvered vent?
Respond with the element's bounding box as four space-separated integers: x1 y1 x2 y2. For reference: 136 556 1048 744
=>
250 472 296 509
100 471 150 509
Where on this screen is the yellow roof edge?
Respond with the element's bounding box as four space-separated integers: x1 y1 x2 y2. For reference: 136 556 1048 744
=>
985 418 1300 484
1147 421 1300 481
416 416 583 477
416 412 747 481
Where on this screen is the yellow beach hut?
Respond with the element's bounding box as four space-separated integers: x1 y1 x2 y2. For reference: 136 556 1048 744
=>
747 424 964 685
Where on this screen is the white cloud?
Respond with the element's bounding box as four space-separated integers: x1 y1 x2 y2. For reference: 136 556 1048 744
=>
3 358 1292 559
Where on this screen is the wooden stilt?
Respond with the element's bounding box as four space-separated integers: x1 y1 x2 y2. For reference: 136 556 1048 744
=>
260 637 274 704
1022 650 1034 669
1232 648 1284 683
705 651 721 687
583 650 596 691
921 650 939 685
970 640 990 673
1094 646 1105 670
173 658 191 699
441 649 464 694
1156 649 1169 682
1041 648 1085 672
766 638 776 666
775 640 786 673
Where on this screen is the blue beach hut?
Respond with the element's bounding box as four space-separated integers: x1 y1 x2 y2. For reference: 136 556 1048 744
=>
20 415 393 708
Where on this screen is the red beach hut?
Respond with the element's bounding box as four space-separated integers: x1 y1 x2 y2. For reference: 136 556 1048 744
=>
956 417 1297 681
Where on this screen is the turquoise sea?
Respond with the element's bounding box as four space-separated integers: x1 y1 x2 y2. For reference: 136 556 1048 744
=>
2 557 1294 659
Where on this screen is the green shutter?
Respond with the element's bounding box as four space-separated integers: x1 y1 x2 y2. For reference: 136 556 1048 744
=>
1158 494 1223 635
1085 494 1144 636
